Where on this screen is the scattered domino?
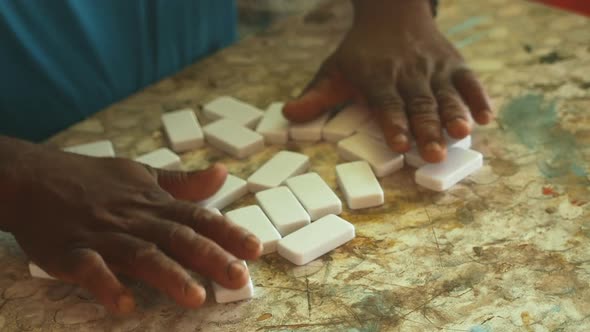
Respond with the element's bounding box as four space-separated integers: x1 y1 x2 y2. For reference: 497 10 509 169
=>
415 147 483 191
211 261 254 303
29 262 56 280
277 214 355 266
256 102 289 144
203 96 263 129
247 151 309 192
336 161 384 209
285 173 342 221
405 134 472 168
63 140 115 157
289 113 330 142
255 187 311 236
134 148 182 170
445 132 472 150
205 208 222 216
161 109 204 152
337 134 404 177
225 206 282 255
356 119 385 141
322 105 370 142
197 175 248 210
203 119 264 159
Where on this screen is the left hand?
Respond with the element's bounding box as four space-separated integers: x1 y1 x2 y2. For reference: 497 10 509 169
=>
283 0 493 163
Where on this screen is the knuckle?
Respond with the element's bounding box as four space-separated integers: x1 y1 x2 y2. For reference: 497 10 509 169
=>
169 224 196 243
69 250 103 279
132 243 161 263
408 96 437 115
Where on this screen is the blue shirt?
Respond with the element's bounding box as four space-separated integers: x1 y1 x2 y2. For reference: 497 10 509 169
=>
0 0 237 141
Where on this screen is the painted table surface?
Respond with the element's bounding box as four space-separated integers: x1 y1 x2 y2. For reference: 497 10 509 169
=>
2 0 590 331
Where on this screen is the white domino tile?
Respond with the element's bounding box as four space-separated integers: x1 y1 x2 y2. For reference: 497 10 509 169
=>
285 173 342 221
203 119 264 159
446 133 472 150
337 134 404 177
277 214 355 266
255 187 311 236
322 105 370 142
63 140 115 157
211 261 254 303
289 113 330 142
405 134 473 168
29 262 56 280
203 96 263 129
161 109 204 152
247 151 309 192
256 102 289 144
197 175 248 210
356 119 385 141
134 148 182 170
225 206 282 255
415 147 483 191
205 208 222 216
336 161 384 210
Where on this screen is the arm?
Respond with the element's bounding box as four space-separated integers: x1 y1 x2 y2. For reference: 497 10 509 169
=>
284 0 492 163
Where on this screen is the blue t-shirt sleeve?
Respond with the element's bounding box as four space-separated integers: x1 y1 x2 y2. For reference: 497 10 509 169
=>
0 0 237 141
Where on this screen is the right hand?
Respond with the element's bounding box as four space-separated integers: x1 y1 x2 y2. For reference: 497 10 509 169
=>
3 145 262 314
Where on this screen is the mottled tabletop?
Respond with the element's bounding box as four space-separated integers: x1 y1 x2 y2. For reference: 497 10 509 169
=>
2 0 590 331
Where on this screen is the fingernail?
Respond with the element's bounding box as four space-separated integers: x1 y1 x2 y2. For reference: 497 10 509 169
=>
391 133 408 145
424 141 443 154
227 261 247 281
184 281 205 305
116 293 135 314
243 235 262 252
448 118 469 129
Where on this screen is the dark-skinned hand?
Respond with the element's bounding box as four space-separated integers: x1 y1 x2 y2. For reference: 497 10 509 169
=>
284 0 493 163
2 144 262 315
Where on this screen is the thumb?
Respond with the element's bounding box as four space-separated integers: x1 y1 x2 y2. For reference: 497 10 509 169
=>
283 57 359 123
156 163 228 201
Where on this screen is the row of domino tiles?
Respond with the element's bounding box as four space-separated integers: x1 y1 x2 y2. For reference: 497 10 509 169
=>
62 95 483 192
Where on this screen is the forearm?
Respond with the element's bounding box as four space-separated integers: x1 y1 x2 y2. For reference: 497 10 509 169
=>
0 136 38 232
351 0 436 23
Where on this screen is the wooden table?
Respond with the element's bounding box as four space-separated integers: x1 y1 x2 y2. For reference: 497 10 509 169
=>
1 0 589 330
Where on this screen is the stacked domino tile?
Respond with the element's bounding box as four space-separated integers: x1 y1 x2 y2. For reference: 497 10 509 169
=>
45 97 484 304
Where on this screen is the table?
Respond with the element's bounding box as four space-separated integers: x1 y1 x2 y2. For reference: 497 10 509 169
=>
1 0 589 330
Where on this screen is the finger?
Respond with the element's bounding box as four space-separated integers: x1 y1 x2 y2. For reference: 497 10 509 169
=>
59 249 135 315
452 68 493 125
162 201 262 261
126 216 251 289
156 163 228 201
433 81 472 139
400 79 446 163
283 58 358 123
92 233 206 308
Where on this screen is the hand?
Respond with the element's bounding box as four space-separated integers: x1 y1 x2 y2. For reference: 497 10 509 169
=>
283 0 493 163
3 145 262 314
